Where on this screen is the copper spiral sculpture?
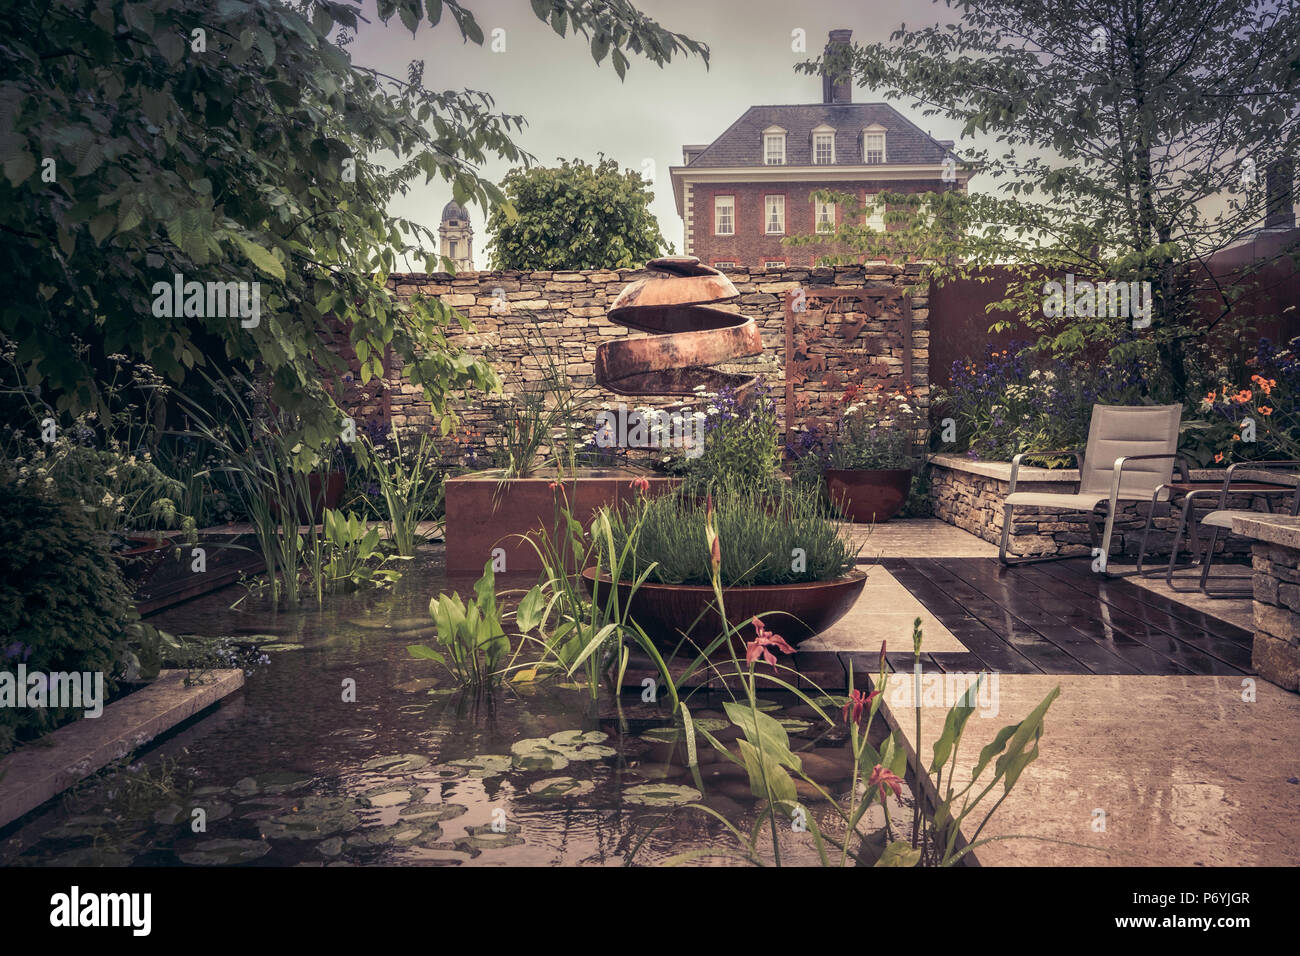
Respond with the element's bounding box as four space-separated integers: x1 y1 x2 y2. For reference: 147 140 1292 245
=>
594 257 763 397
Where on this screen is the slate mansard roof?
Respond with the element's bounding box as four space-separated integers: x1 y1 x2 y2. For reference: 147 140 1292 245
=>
685 102 953 169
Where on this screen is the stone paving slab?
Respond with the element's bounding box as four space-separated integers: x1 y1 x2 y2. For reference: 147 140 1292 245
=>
0 669 244 828
879 673 1300 866
845 518 1000 558
804 566 969 654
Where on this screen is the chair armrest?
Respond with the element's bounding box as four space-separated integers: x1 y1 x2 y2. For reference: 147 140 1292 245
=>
1009 450 1079 495
1222 459 1300 508
1109 454 1180 509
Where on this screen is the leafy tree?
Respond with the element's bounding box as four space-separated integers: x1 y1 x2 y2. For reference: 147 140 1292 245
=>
0 0 707 443
485 155 671 270
799 0 1300 402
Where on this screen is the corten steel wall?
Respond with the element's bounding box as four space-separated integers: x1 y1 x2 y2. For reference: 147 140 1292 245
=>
927 245 1300 390
690 181 946 269
343 265 930 465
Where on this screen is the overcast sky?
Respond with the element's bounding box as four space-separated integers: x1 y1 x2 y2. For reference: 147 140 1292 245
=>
345 0 967 267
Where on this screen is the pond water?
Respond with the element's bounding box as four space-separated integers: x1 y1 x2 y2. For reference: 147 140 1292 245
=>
1 548 909 867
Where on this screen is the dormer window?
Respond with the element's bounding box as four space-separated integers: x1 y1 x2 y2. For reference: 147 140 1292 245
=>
862 124 886 164
812 125 836 165
763 126 787 165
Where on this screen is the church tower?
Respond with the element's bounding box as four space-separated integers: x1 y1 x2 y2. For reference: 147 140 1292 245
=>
439 200 474 272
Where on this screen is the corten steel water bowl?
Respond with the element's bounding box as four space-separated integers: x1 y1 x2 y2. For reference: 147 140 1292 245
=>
581 568 868 654
825 468 912 523
595 256 764 398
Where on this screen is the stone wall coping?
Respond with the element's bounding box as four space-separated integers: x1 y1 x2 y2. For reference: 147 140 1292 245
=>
930 453 1235 487
1231 514 1300 550
929 452 1077 482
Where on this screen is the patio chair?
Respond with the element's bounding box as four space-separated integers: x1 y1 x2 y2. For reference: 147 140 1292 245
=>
998 404 1185 571
1187 461 1300 597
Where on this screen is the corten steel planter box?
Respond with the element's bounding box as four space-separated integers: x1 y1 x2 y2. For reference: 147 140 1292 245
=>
825 468 912 523
444 470 681 574
581 567 868 654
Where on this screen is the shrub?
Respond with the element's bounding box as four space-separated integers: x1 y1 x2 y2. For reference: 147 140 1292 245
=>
935 343 1151 463
670 384 782 495
0 481 134 753
604 482 859 587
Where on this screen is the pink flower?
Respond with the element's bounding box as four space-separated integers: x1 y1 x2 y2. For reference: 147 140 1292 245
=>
547 481 558 491
745 617 796 667
842 687 879 726
629 475 650 494
867 764 904 801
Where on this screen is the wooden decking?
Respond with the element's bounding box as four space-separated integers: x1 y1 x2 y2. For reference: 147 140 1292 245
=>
875 557 1254 676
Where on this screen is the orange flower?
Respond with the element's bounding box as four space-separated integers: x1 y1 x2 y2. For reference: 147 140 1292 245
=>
1204 390 1217 404
1260 406 1273 416
1231 389 1252 404
1232 433 1241 442
1214 453 1224 463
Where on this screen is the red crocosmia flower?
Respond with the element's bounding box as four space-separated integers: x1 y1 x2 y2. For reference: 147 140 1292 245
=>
867 764 904 801
842 687 880 725
745 617 796 667
629 475 651 493
548 481 558 491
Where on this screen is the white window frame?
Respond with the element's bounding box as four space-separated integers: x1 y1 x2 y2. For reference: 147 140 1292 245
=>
863 125 886 165
864 194 885 232
713 260 737 269
763 126 787 166
714 195 735 236
762 259 786 269
812 125 836 165
815 200 836 234
764 195 786 234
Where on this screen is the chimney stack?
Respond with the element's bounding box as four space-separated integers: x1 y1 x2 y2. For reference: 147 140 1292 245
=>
822 29 853 105
1264 158 1296 230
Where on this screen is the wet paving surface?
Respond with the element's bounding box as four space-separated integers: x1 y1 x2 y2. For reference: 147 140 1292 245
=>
1 550 902 867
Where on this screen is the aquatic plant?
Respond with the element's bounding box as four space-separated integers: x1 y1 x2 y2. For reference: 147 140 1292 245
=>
321 509 404 593
407 559 535 689
354 427 445 556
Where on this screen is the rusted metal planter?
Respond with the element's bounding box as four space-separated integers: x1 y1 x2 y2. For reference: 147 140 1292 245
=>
825 468 912 523
443 471 681 574
581 568 867 654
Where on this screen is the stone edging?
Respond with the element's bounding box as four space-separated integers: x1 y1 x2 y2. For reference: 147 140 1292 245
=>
0 669 244 828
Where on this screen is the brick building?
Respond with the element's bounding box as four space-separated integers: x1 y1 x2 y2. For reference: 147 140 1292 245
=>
669 29 972 270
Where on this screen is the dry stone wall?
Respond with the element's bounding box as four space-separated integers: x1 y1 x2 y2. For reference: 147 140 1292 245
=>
348 264 930 467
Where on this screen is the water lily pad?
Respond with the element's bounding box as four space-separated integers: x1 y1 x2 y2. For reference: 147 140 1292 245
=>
230 634 281 646
362 754 430 774
548 730 608 747
359 785 427 809
527 777 596 800
329 728 378 741
811 695 849 710
42 814 115 841
49 846 133 867
777 718 813 734
622 783 702 807
639 718 727 743
399 802 468 822
444 755 512 778
234 769 314 795
178 838 271 865
317 836 344 858
420 763 470 782
510 738 571 772
259 807 361 841
154 801 232 825
455 823 524 851
260 643 305 652
542 730 616 761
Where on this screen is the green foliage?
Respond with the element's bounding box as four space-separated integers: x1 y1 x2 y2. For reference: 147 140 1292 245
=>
354 429 444 556
485 156 671 270
674 385 782 495
1 0 706 437
408 560 518 689
605 483 858 587
322 509 403 592
0 482 134 753
796 0 1300 401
